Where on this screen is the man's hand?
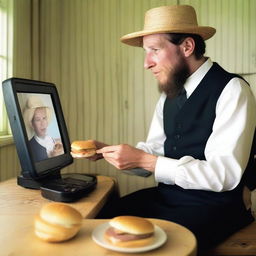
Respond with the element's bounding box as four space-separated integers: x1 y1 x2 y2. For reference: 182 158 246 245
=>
50 142 64 157
96 144 157 171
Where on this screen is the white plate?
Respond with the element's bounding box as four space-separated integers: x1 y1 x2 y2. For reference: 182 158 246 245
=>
92 222 167 253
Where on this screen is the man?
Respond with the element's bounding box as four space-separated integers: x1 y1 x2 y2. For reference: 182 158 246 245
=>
88 5 256 251
23 96 64 161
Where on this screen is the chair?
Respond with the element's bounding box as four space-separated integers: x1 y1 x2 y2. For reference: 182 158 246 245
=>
206 184 256 256
205 221 256 255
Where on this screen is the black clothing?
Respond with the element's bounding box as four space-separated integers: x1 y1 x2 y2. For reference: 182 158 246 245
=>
97 63 255 252
29 136 48 162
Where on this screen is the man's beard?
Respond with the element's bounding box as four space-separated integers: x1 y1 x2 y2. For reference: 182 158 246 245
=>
158 60 190 99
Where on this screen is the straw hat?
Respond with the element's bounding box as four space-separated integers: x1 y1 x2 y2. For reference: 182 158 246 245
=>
23 95 52 134
120 5 216 47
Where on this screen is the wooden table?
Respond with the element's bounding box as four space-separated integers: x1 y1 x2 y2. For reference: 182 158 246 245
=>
0 175 115 218
0 216 197 256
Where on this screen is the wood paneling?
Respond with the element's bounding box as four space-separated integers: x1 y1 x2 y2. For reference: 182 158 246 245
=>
0 144 20 181
1 0 255 196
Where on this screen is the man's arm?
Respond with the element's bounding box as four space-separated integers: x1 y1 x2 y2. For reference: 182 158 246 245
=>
154 78 256 191
96 144 157 171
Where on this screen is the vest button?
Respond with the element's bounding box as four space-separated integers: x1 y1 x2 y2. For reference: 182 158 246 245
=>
175 134 181 139
173 146 177 151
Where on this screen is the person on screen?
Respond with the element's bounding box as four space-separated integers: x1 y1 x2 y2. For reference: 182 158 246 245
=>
79 5 256 253
23 96 64 162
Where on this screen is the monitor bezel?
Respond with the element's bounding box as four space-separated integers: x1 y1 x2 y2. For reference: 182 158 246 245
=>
2 77 73 179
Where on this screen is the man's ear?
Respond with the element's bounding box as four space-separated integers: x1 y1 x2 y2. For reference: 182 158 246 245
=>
180 37 195 57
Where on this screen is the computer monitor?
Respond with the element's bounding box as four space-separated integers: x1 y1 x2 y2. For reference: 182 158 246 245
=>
2 77 73 186
2 78 97 201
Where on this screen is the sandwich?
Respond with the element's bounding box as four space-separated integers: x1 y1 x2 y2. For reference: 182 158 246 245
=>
71 140 96 158
34 202 83 242
104 216 155 247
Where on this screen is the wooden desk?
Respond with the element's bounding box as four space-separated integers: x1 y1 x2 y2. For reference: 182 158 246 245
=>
0 175 115 218
0 216 197 256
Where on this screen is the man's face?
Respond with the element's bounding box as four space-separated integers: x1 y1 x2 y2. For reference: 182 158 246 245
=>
31 107 48 138
143 33 189 98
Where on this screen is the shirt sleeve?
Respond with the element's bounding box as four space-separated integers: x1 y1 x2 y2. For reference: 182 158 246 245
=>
145 78 256 192
136 93 166 156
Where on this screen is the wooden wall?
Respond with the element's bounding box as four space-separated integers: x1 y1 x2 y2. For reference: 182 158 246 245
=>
0 0 255 196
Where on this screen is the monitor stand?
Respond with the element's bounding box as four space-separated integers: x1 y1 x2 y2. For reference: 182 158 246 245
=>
17 171 97 202
17 170 61 189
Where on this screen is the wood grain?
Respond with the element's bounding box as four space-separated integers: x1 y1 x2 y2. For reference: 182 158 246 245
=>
0 175 115 218
205 221 256 256
0 217 197 256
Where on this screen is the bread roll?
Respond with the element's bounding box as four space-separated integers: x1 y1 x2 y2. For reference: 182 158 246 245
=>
71 140 96 158
104 216 155 247
110 216 154 234
34 202 83 242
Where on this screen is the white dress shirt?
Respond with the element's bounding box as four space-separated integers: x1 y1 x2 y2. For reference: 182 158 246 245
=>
136 58 256 192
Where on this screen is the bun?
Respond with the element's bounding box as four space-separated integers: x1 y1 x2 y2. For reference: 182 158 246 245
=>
71 140 96 150
34 203 83 242
110 216 154 234
104 216 155 248
71 140 96 158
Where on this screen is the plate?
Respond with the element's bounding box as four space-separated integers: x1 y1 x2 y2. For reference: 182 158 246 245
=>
92 222 167 253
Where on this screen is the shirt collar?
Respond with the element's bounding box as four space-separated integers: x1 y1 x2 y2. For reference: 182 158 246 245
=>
184 58 213 98
34 134 54 153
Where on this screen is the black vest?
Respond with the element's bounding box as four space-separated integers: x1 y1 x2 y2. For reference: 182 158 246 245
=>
29 136 48 162
163 62 256 199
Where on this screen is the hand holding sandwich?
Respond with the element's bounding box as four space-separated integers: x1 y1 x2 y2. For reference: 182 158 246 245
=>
96 144 157 172
71 140 156 172
50 141 64 157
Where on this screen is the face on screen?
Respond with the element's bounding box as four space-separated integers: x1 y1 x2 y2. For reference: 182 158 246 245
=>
18 93 65 162
31 107 48 137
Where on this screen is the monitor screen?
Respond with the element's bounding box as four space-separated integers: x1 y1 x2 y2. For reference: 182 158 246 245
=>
17 92 64 162
2 78 73 179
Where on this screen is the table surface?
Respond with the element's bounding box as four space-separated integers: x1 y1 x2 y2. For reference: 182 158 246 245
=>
0 175 115 218
0 216 197 256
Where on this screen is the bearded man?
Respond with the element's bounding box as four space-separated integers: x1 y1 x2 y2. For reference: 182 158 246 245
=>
79 5 256 252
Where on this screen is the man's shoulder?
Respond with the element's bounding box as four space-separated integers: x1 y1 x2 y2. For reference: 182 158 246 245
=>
29 136 36 144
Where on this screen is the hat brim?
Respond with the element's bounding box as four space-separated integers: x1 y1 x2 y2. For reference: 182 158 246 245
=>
120 26 216 47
